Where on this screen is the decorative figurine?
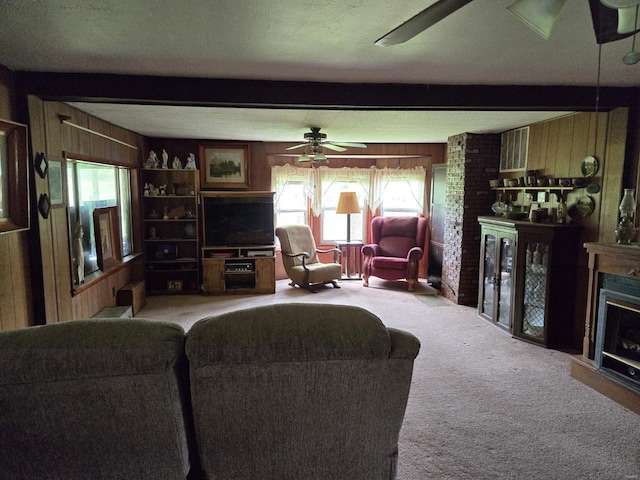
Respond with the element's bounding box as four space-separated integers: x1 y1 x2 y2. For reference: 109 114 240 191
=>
185 153 197 169
172 156 182 169
144 183 151 196
158 184 167 196
144 150 158 169
75 222 85 284
161 149 169 169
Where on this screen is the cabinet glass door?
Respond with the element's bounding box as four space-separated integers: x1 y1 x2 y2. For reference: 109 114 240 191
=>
480 230 514 330
497 236 514 328
481 233 496 318
521 242 549 341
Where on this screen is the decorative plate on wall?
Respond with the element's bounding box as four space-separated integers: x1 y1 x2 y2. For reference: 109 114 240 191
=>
575 195 595 217
581 155 599 178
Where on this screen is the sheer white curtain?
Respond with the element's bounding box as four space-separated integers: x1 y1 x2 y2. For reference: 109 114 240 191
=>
369 166 426 213
271 164 315 210
313 166 373 215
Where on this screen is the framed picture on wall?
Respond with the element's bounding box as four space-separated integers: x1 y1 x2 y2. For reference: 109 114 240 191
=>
199 143 250 189
93 206 121 270
48 159 65 206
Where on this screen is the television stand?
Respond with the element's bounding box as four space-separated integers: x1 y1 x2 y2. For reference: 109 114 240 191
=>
202 245 275 295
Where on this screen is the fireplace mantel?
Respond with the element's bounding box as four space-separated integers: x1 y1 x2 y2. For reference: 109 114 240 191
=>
570 242 640 414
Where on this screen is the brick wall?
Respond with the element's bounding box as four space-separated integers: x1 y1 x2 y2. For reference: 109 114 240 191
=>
442 133 500 305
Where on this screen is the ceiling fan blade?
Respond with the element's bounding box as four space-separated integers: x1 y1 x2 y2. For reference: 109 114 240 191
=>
322 143 347 152
286 143 309 151
375 0 475 46
330 142 368 149
589 0 640 43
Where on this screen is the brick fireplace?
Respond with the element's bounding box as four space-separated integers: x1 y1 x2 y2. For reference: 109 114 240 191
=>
442 133 500 305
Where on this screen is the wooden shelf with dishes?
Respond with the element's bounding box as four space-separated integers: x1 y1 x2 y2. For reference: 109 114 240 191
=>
491 186 575 202
490 186 574 192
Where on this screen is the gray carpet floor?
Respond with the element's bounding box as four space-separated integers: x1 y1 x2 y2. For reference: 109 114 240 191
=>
139 277 640 480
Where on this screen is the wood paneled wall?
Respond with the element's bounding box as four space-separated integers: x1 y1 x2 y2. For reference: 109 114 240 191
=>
504 109 631 349
0 67 34 331
26 98 147 326
149 139 447 196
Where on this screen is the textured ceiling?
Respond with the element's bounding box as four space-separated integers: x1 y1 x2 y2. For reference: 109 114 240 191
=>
66 103 572 143
1 0 637 143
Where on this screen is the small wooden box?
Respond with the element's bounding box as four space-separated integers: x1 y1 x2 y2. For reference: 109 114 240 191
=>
116 281 146 315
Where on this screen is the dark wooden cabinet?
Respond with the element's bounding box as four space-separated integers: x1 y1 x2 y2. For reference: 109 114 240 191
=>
478 216 581 347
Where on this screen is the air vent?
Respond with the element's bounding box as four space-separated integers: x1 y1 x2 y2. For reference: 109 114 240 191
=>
500 126 529 172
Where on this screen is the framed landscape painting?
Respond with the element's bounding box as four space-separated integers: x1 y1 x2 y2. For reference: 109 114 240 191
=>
199 143 250 189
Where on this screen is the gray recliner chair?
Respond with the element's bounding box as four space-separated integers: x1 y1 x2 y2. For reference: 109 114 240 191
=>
0 319 197 480
276 224 343 292
186 303 420 480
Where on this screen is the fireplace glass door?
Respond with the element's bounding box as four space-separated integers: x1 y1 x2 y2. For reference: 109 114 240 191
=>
596 289 640 391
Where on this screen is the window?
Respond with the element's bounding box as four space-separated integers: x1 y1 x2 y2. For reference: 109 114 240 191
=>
270 164 425 244
379 180 422 217
271 164 314 230
316 167 372 244
67 159 133 278
275 182 307 227
372 167 425 217
320 183 366 243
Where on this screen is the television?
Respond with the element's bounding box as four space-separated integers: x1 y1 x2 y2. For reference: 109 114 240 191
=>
201 193 274 246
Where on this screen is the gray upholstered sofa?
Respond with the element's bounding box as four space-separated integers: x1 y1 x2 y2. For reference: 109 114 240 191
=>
0 304 420 480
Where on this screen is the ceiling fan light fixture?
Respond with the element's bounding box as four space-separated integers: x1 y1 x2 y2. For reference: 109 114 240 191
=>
600 0 640 8
313 151 328 162
507 0 569 39
616 5 640 33
297 153 311 163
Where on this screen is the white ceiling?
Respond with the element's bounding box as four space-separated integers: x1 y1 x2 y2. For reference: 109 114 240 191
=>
65 103 573 143
1 0 638 143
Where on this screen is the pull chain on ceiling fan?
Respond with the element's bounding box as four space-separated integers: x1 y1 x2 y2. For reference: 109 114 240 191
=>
286 127 367 164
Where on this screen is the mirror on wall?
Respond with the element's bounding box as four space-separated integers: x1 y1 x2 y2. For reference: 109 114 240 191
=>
0 119 29 234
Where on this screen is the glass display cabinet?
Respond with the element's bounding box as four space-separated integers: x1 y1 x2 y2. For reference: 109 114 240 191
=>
478 226 516 332
478 216 581 348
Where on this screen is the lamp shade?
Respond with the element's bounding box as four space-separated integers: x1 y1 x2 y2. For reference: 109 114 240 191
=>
336 192 360 214
507 0 569 39
297 153 311 163
313 151 328 162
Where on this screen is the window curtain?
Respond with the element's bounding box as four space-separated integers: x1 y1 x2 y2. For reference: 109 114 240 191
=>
271 164 315 211
369 166 426 212
313 166 373 216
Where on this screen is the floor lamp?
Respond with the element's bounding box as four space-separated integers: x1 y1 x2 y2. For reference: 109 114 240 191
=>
336 192 360 242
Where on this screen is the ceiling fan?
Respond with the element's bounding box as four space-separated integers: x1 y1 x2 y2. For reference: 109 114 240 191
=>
374 0 640 47
286 127 367 163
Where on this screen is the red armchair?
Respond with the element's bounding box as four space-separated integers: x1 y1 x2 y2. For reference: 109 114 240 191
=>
362 216 428 292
